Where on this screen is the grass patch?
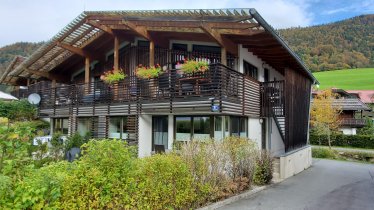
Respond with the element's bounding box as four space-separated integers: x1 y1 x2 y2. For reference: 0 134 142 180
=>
313 68 374 90
312 147 374 163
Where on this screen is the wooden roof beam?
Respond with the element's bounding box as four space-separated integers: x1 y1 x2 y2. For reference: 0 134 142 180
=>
23 68 58 80
56 42 98 60
122 20 151 40
200 22 237 55
86 20 114 35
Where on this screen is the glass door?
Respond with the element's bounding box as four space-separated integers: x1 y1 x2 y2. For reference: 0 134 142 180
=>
152 116 168 153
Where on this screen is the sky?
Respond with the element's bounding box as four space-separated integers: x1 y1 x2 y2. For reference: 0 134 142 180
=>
0 0 373 48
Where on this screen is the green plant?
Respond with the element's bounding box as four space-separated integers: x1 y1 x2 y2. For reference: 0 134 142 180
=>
310 133 374 149
135 64 163 79
253 150 273 185
0 100 37 125
133 154 196 209
181 59 209 74
312 147 337 159
100 69 127 84
65 133 86 152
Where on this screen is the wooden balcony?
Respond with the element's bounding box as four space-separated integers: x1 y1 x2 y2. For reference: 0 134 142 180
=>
340 118 366 128
18 64 264 117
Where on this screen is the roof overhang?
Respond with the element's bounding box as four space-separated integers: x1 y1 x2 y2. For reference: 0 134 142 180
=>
0 8 317 85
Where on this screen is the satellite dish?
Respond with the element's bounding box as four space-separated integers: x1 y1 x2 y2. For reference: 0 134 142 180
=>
28 93 41 105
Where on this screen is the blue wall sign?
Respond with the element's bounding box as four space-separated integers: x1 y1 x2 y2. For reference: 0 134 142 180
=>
211 105 220 112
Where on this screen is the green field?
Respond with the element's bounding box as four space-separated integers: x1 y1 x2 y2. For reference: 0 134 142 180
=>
313 68 374 90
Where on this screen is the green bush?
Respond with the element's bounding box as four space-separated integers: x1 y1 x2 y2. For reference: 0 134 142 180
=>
60 140 137 209
312 147 337 159
310 133 374 149
12 162 69 209
253 150 273 185
133 154 196 209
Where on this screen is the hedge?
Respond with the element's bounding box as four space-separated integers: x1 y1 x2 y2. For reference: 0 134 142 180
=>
310 134 374 149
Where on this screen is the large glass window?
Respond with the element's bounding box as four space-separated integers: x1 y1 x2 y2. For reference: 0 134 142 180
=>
231 117 247 137
193 117 211 140
109 117 128 140
214 116 223 141
244 60 258 80
53 118 68 135
176 117 192 141
77 117 96 137
153 116 168 152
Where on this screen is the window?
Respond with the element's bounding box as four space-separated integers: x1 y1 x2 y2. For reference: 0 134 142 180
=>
138 40 150 47
172 43 188 51
153 116 168 152
53 118 68 135
230 117 247 137
109 117 128 140
193 116 211 140
192 45 221 53
176 117 192 141
214 116 223 141
77 117 97 137
243 60 258 80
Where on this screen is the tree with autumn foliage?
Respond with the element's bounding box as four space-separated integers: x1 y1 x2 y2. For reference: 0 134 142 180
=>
310 89 342 148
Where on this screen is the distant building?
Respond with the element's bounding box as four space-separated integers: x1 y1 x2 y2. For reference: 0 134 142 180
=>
346 90 374 120
313 88 371 135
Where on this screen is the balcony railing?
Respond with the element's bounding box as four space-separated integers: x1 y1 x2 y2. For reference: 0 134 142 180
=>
340 118 366 127
18 64 260 114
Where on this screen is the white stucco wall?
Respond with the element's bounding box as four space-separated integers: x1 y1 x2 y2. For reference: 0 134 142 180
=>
168 115 174 151
340 127 357 135
238 44 284 81
138 115 152 157
248 117 262 150
271 119 285 156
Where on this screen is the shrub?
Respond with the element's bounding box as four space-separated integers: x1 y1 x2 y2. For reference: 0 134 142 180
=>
310 133 374 149
60 140 137 209
179 137 258 204
64 132 86 152
253 150 273 185
312 147 336 159
133 154 196 209
11 162 69 209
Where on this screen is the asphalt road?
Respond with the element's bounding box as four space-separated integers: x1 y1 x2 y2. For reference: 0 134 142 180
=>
219 159 374 210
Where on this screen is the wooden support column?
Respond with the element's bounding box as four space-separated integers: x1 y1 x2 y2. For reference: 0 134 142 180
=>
27 79 30 86
149 41 155 67
51 79 57 88
85 57 90 93
221 47 227 66
114 36 119 71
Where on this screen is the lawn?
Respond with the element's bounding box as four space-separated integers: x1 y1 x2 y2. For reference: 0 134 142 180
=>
313 68 374 90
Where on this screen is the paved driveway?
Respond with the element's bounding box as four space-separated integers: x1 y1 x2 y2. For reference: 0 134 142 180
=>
219 159 374 210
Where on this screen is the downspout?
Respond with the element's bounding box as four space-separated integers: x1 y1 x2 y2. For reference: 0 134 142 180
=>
307 81 317 144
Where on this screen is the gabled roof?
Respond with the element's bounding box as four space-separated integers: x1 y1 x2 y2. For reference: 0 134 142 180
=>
0 55 27 84
332 98 371 111
346 90 374 104
0 8 317 85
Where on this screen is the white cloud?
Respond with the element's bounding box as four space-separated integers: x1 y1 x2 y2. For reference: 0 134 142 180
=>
0 0 314 47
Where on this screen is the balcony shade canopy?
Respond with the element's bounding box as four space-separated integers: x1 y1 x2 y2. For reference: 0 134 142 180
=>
0 8 317 85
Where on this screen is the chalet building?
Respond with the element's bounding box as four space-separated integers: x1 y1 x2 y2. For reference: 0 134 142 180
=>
312 89 371 135
1 9 316 179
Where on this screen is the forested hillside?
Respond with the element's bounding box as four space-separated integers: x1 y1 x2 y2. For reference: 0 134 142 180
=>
280 15 373 72
0 42 43 74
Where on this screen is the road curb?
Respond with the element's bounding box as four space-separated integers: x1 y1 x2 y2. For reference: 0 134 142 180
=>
197 182 278 210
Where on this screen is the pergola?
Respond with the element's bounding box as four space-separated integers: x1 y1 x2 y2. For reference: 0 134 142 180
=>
1 8 315 86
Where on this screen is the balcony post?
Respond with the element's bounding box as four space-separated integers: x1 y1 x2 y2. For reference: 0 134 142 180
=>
150 40 155 67
113 36 120 100
85 57 91 94
114 36 119 71
221 47 227 66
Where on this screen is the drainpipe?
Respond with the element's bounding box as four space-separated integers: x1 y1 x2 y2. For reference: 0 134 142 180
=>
268 117 272 151
306 81 316 144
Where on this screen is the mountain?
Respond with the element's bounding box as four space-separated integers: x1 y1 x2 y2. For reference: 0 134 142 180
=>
279 14 374 72
0 42 44 75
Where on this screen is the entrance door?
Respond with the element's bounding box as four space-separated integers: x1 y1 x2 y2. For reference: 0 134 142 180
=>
152 116 168 153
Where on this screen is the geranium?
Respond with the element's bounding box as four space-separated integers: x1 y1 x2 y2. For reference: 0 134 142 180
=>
181 59 209 74
100 69 127 84
135 64 164 79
